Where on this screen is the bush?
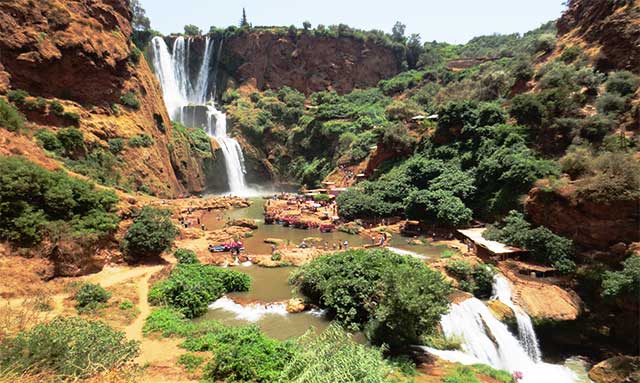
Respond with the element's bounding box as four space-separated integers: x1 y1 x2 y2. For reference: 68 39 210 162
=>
601 255 640 298
173 248 199 264
596 92 627 116
62 111 80 125
281 324 391 383
0 98 25 131
120 91 140 110
178 353 204 372
605 71 639 96
108 137 125 154
34 129 62 151
290 248 451 347
201 325 295 383
0 156 119 246
128 134 154 147
510 93 544 126
532 34 556 54
576 151 640 202
148 264 250 318
129 46 142 65
122 206 177 261
75 283 111 312
0 317 139 379
7 89 29 105
443 365 481 383
559 46 582 63
445 260 496 298
56 127 85 157
484 211 575 273
49 100 65 115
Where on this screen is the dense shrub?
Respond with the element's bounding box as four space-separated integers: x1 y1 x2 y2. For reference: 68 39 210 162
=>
484 211 575 273
120 91 141 110
0 98 25 131
604 71 639 96
445 260 496 298
509 93 544 126
576 151 640 202
108 137 125 154
0 317 139 379
0 156 119 246
7 89 29 105
75 283 111 312
596 92 627 116
148 264 250 318
56 127 85 158
405 189 472 227
34 129 62 151
128 134 154 147
378 70 424 95
201 325 295 383
601 256 640 298
281 324 391 383
173 248 199 264
290 248 451 347
122 206 177 260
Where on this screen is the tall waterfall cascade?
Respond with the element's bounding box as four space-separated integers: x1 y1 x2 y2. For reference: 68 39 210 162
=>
422 275 580 383
150 35 248 195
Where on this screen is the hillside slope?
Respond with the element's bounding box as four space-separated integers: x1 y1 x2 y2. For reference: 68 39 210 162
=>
0 0 211 197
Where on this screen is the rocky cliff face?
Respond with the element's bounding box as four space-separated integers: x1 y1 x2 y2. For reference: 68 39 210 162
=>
0 0 208 197
525 185 640 249
220 31 401 95
557 0 640 73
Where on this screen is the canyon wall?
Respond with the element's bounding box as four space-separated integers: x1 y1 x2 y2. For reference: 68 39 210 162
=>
0 0 208 197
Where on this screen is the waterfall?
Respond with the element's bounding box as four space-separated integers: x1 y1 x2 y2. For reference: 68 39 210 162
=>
150 36 248 195
491 274 542 362
423 297 578 383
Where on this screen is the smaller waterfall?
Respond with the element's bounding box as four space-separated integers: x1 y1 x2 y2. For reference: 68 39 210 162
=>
205 105 248 194
492 274 542 362
424 297 577 383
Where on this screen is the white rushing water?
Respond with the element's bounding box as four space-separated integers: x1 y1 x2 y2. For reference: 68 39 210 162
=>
491 274 542 362
150 36 248 194
424 297 578 383
209 296 288 322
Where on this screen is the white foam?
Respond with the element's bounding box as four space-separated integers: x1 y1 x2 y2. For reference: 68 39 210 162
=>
209 296 288 322
387 246 429 259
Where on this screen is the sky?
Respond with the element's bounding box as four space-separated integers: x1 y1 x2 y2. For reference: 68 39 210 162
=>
139 0 567 44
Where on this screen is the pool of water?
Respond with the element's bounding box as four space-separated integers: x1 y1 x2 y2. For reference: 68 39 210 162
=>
201 265 330 340
202 197 367 254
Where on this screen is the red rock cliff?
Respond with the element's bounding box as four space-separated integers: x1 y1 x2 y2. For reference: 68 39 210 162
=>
0 0 208 197
557 0 640 73
222 31 401 94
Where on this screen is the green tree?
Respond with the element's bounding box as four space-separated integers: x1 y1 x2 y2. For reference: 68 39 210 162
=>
302 20 312 31
290 249 451 347
391 21 406 43
240 8 249 27
509 93 544 127
0 99 25 132
122 207 177 261
405 189 472 227
601 256 640 298
174 248 199 264
130 0 151 31
184 24 202 35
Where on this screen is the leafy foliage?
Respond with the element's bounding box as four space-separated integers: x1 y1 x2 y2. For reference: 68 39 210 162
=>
128 134 154 148
601 256 640 298
173 248 199 264
75 283 112 312
445 260 496 298
148 264 250 318
122 206 177 260
281 324 391 383
290 248 451 348
0 156 119 246
484 211 575 273
0 317 139 379
0 98 25 131
120 91 140 110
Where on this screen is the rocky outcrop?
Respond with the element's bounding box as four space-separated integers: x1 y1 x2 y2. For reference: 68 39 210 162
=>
588 355 640 383
557 0 640 73
0 0 211 197
525 185 640 249
221 31 401 95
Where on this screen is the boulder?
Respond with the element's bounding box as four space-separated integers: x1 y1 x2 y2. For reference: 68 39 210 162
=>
227 218 258 229
286 298 307 314
486 300 516 323
588 356 640 383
